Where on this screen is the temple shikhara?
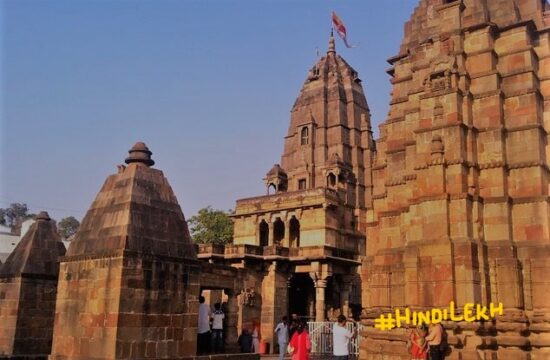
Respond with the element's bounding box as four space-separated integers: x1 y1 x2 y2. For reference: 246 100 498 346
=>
361 1 550 359
0 0 549 359
198 32 374 348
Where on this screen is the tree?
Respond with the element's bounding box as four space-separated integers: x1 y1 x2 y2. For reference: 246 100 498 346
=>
57 216 81 240
188 206 234 245
0 203 35 230
0 208 6 226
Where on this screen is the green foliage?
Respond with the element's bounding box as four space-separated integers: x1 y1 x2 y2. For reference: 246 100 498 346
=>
0 203 35 230
57 216 81 240
188 206 234 245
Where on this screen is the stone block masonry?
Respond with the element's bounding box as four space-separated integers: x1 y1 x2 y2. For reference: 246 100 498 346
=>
49 143 200 360
0 211 66 358
362 0 550 359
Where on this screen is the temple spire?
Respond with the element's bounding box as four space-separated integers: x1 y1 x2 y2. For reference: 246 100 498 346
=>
328 29 335 54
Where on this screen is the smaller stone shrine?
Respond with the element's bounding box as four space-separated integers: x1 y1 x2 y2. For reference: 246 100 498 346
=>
50 143 200 360
0 211 66 358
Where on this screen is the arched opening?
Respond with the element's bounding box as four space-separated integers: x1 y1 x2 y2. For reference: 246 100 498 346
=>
300 127 309 145
259 220 269 247
273 218 285 245
267 183 276 195
289 216 300 248
327 173 337 188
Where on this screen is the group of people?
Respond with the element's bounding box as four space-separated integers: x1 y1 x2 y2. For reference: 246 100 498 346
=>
270 314 357 360
408 322 447 360
237 320 261 353
199 295 447 360
197 296 226 355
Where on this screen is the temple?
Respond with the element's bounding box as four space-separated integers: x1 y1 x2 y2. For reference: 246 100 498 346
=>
0 211 66 358
199 33 375 349
0 1 549 359
50 143 201 359
361 0 550 359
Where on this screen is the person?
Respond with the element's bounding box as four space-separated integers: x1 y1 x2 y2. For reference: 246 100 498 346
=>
288 321 311 360
238 328 253 353
211 302 225 353
274 316 289 360
425 322 444 360
289 319 299 340
408 324 428 360
197 296 211 354
332 315 357 360
251 320 261 353
289 314 301 338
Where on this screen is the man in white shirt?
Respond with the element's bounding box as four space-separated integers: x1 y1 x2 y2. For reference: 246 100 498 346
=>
274 316 289 360
197 296 211 354
333 315 357 360
211 303 225 353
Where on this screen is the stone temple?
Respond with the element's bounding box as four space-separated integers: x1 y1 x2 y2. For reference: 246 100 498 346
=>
0 0 549 359
361 0 550 359
199 32 375 348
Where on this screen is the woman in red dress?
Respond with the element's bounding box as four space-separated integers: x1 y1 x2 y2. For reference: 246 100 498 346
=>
409 324 428 360
288 321 311 360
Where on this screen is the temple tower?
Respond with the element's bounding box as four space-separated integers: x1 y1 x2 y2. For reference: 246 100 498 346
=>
50 143 200 359
197 35 376 351
0 211 66 358
279 33 376 224
362 0 550 359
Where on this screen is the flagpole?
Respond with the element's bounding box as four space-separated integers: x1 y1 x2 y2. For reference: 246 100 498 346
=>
330 11 334 36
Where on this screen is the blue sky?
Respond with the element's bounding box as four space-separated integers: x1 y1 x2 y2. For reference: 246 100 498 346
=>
1 0 419 221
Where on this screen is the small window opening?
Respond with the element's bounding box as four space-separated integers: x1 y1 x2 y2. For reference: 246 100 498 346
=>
301 127 309 145
259 220 269 247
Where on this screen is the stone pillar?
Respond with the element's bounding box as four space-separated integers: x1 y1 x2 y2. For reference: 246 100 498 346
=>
268 222 273 246
314 279 327 321
261 261 288 353
283 220 290 248
224 289 239 353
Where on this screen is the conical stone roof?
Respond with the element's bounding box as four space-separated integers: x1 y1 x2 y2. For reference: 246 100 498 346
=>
292 33 369 113
280 33 374 192
67 142 196 259
0 211 66 277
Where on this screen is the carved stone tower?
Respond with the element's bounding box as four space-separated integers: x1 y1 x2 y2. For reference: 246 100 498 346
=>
279 33 376 228
197 35 376 350
361 1 550 359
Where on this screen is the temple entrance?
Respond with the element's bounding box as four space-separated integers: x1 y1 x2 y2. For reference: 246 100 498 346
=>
288 274 314 319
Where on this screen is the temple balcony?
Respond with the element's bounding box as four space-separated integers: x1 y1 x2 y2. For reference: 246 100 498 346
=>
195 243 359 265
232 187 341 216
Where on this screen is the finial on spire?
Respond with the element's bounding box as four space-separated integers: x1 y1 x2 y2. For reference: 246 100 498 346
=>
328 29 336 54
35 211 51 221
125 142 155 167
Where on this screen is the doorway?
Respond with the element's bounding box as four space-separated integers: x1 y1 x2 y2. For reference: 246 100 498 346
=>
288 274 314 319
